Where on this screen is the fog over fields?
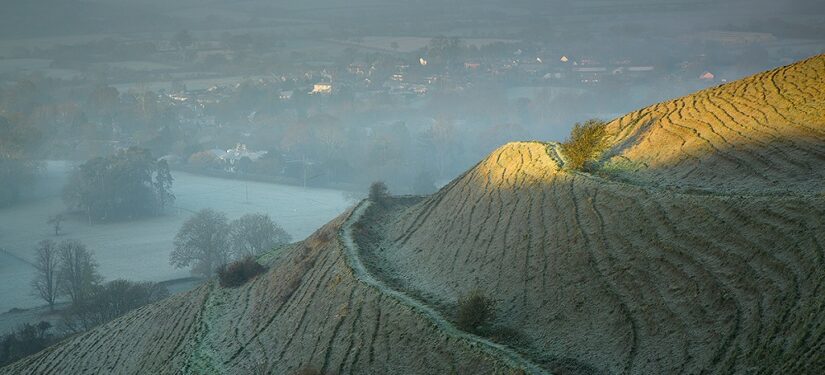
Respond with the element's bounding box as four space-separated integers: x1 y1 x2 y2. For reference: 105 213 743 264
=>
0 162 349 314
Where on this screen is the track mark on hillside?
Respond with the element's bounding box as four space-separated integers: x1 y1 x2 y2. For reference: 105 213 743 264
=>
564 177 639 374
340 200 551 375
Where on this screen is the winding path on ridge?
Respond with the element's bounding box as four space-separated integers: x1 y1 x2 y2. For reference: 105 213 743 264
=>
339 200 552 375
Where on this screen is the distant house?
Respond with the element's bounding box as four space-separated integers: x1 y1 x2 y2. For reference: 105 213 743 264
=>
168 93 189 103
211 144 268 172
699 71 715 81
311 83 332 94
560 55 569 63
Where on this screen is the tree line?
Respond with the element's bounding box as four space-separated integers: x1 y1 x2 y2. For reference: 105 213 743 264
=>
62 147 174 222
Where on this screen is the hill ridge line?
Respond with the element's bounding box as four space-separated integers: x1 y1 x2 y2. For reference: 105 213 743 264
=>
339 200 551 375
537 141 818 197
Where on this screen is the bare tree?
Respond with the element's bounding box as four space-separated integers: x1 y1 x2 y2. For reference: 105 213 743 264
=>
47 214 64 236
170 209 231 277
230 213 292 258
31 240 60 310
57 240 101 306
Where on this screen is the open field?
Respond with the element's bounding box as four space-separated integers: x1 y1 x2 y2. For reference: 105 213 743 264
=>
0 162 351 314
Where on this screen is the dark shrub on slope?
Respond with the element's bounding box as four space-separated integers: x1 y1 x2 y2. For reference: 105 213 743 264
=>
218 256 266 288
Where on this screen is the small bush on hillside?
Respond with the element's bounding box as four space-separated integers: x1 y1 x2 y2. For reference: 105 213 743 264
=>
561 119 608 171
456 289 497 333
368 181 390 204
218 256 266 288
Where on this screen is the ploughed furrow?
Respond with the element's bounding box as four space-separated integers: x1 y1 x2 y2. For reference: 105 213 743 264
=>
566 179 640 374
589 185 716 373
356 140 825 374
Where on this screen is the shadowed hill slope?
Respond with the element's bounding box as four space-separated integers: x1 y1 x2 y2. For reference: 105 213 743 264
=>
1 214 522 375
363 142 825 374
600 54 825 193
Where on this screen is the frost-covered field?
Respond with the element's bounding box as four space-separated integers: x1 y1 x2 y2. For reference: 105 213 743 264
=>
0 162 352 313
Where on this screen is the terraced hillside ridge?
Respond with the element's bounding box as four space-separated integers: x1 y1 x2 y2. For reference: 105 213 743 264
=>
600 54 825 193
353 56 825 374
362 141 825 374
1 214 525 375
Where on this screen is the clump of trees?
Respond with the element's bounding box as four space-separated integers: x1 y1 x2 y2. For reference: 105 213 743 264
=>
32 239 101 310
0 321 56 367
170 210 290 278
62 147 174 222
456 289 497 334
561 119 609 171
170 208 231 278
218 256 267 288
61 279 169 334
230 213 292 257
56 240 102 306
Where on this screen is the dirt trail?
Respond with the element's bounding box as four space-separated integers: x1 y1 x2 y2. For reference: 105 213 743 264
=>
339 200 551 375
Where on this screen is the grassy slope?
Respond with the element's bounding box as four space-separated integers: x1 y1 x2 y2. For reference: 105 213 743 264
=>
601 54 825 193
361 55 825 374
1 214 516 375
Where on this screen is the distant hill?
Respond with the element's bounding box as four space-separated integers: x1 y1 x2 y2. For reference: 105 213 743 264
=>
4 55 825 374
